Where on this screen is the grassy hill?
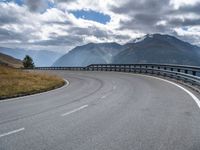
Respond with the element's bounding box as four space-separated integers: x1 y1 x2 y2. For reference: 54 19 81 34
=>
0 52 23 68
0 66 65 100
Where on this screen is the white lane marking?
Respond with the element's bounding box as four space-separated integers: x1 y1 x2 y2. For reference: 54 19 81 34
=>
0 79 69 103
0 128 25 138
61 105 88 117
101 86 116 99
64 79 70 87
126 73 200 109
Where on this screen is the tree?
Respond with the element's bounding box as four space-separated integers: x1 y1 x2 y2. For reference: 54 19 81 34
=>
23 55 35 68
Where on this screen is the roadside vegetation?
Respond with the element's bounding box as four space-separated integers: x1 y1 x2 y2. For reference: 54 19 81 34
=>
0 65 65 100
23 55 35 69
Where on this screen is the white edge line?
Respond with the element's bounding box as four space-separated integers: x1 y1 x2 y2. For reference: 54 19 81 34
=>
61 105 88 117
0 79 69 103
0 128 25 138
149 75 200 108
124 73 200 109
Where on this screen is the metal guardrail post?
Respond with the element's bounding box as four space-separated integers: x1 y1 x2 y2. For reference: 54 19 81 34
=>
192 71 196 76
151 66 154 74
134 65 136 73
139 65 141 73
157 66 160 75
185 70 188 74
145 66 148 73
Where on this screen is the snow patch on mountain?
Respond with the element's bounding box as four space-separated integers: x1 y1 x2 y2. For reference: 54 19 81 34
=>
132 34 154 43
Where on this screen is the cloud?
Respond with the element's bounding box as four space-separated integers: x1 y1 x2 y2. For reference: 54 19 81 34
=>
0 28 27 42
110 0 200 44
32 34 84 46
24 0 48 12
0 0 200 53
0 2 22 25
168 18 200 26
176 2 200 15
54 0 75 3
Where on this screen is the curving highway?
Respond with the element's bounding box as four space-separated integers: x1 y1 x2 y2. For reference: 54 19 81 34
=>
0 71 200 150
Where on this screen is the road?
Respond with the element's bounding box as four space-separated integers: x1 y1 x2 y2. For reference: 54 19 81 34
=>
0 71 200 150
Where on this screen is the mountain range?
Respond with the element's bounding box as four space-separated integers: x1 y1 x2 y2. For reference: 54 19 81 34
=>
53 34 200 67
0 34 200 67
0 47 62 67
113 34 200 65
53 42 124 67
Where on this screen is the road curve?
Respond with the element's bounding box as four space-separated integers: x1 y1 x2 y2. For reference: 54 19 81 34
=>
0 71 200 150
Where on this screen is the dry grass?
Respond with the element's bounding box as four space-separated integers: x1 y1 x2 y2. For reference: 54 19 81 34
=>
0 66 65 99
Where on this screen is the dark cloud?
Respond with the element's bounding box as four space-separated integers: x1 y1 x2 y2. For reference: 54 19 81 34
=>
68 26 128 41
32 25 130 47
111 0 200 39
55 0 76 3
134 13 161 25
119 16 165 33
111 0 171 33
111 0 170 14
65 26 109 39
178 3 200 14
0 15 19 25
0 28 28 41
169 18 200 27
25 0 48 12
0 6 21 25
43 20 72 26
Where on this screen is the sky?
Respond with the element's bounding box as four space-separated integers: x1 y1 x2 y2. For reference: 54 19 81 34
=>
0 0 200 53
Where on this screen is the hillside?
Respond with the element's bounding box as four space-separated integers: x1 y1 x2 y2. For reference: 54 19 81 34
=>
113 34 200 66
0 47 62 67
0 66 65 99
0 52 23 68
53 42 124 67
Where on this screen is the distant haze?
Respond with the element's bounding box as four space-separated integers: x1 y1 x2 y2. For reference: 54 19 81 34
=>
0 34 200 67
0 47 62 67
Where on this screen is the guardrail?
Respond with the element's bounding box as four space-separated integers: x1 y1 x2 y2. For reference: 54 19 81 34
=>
35 64 200 87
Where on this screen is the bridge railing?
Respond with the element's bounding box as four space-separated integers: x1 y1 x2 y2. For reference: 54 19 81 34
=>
35 64 200 87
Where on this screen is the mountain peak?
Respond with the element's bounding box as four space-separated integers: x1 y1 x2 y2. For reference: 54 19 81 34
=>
131 34 154 43
53 33 200 67
130 33 185 44
85 42 120 46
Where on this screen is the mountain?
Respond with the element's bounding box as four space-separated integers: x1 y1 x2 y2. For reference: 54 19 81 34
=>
53 34 200 67
53 42 124 67
0 52 23 68
113 34 200 66
0 47 62 67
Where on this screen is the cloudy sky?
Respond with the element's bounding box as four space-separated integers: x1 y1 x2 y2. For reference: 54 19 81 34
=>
0 0 200 53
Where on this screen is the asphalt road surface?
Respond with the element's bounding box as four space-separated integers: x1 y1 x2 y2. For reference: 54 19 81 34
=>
0 71 200 150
